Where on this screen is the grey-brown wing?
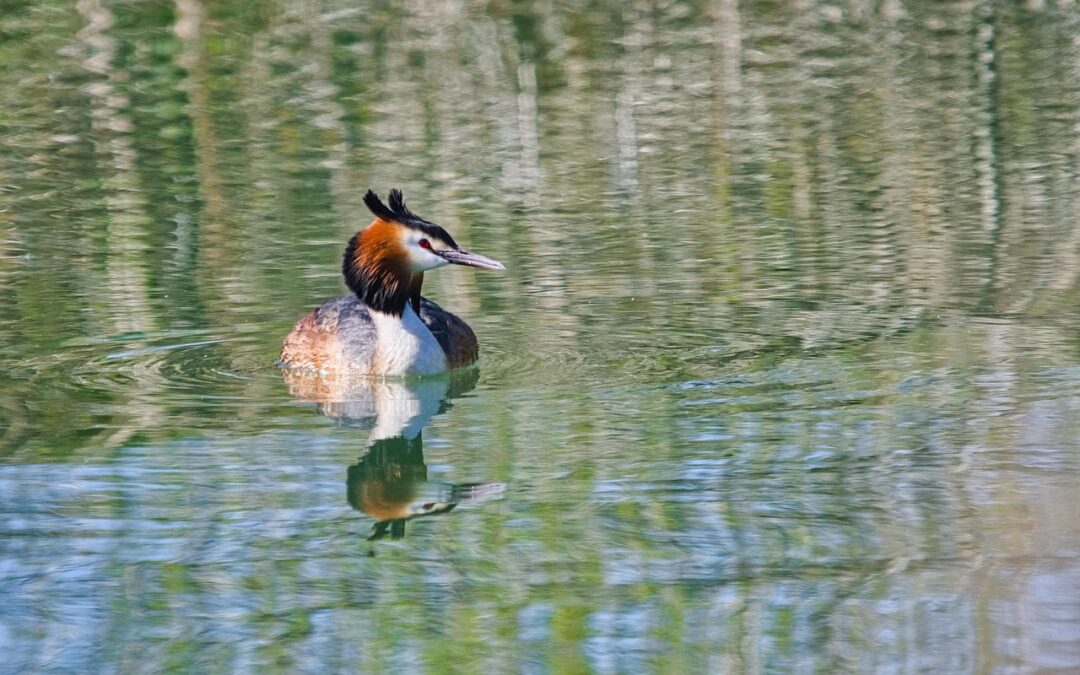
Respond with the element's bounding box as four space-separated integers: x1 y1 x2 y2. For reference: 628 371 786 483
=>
280 295 376 371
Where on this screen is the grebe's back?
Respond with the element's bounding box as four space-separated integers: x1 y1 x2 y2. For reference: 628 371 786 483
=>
281 294 479 376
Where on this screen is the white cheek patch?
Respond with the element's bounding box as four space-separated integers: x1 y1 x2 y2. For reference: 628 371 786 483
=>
412 248 449 272
403 232 451 272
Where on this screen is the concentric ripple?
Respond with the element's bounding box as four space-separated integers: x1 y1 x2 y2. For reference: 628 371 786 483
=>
0 330 288 454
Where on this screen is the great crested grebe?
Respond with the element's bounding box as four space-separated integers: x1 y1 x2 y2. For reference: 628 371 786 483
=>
280 189 504 376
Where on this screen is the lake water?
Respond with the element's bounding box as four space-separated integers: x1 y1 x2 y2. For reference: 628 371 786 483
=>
2 1 1080 672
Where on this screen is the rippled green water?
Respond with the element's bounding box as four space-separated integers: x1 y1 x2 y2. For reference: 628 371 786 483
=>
3 1 1080 672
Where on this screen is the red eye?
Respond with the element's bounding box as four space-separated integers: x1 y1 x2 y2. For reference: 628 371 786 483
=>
419 238 431 250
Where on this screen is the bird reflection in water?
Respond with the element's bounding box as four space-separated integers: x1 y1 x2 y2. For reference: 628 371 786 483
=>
283 368 504 540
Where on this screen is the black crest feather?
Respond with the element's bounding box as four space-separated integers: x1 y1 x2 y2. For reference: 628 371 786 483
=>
387 189 414 218
362 189 458 248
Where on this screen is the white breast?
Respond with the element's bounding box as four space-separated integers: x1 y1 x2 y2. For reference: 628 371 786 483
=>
369 305 448 376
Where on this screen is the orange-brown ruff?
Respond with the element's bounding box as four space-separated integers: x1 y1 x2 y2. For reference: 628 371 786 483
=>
280 189 503 377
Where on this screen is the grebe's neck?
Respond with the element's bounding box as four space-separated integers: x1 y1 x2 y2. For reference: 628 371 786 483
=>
342 226 423 317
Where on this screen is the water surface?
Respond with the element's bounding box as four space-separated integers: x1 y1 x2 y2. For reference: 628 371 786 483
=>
2 1 1080 672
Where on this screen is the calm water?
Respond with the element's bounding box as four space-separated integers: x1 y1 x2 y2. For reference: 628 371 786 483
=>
3 1 1080 672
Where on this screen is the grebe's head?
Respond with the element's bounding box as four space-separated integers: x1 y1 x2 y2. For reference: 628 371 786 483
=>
344 189 504 315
